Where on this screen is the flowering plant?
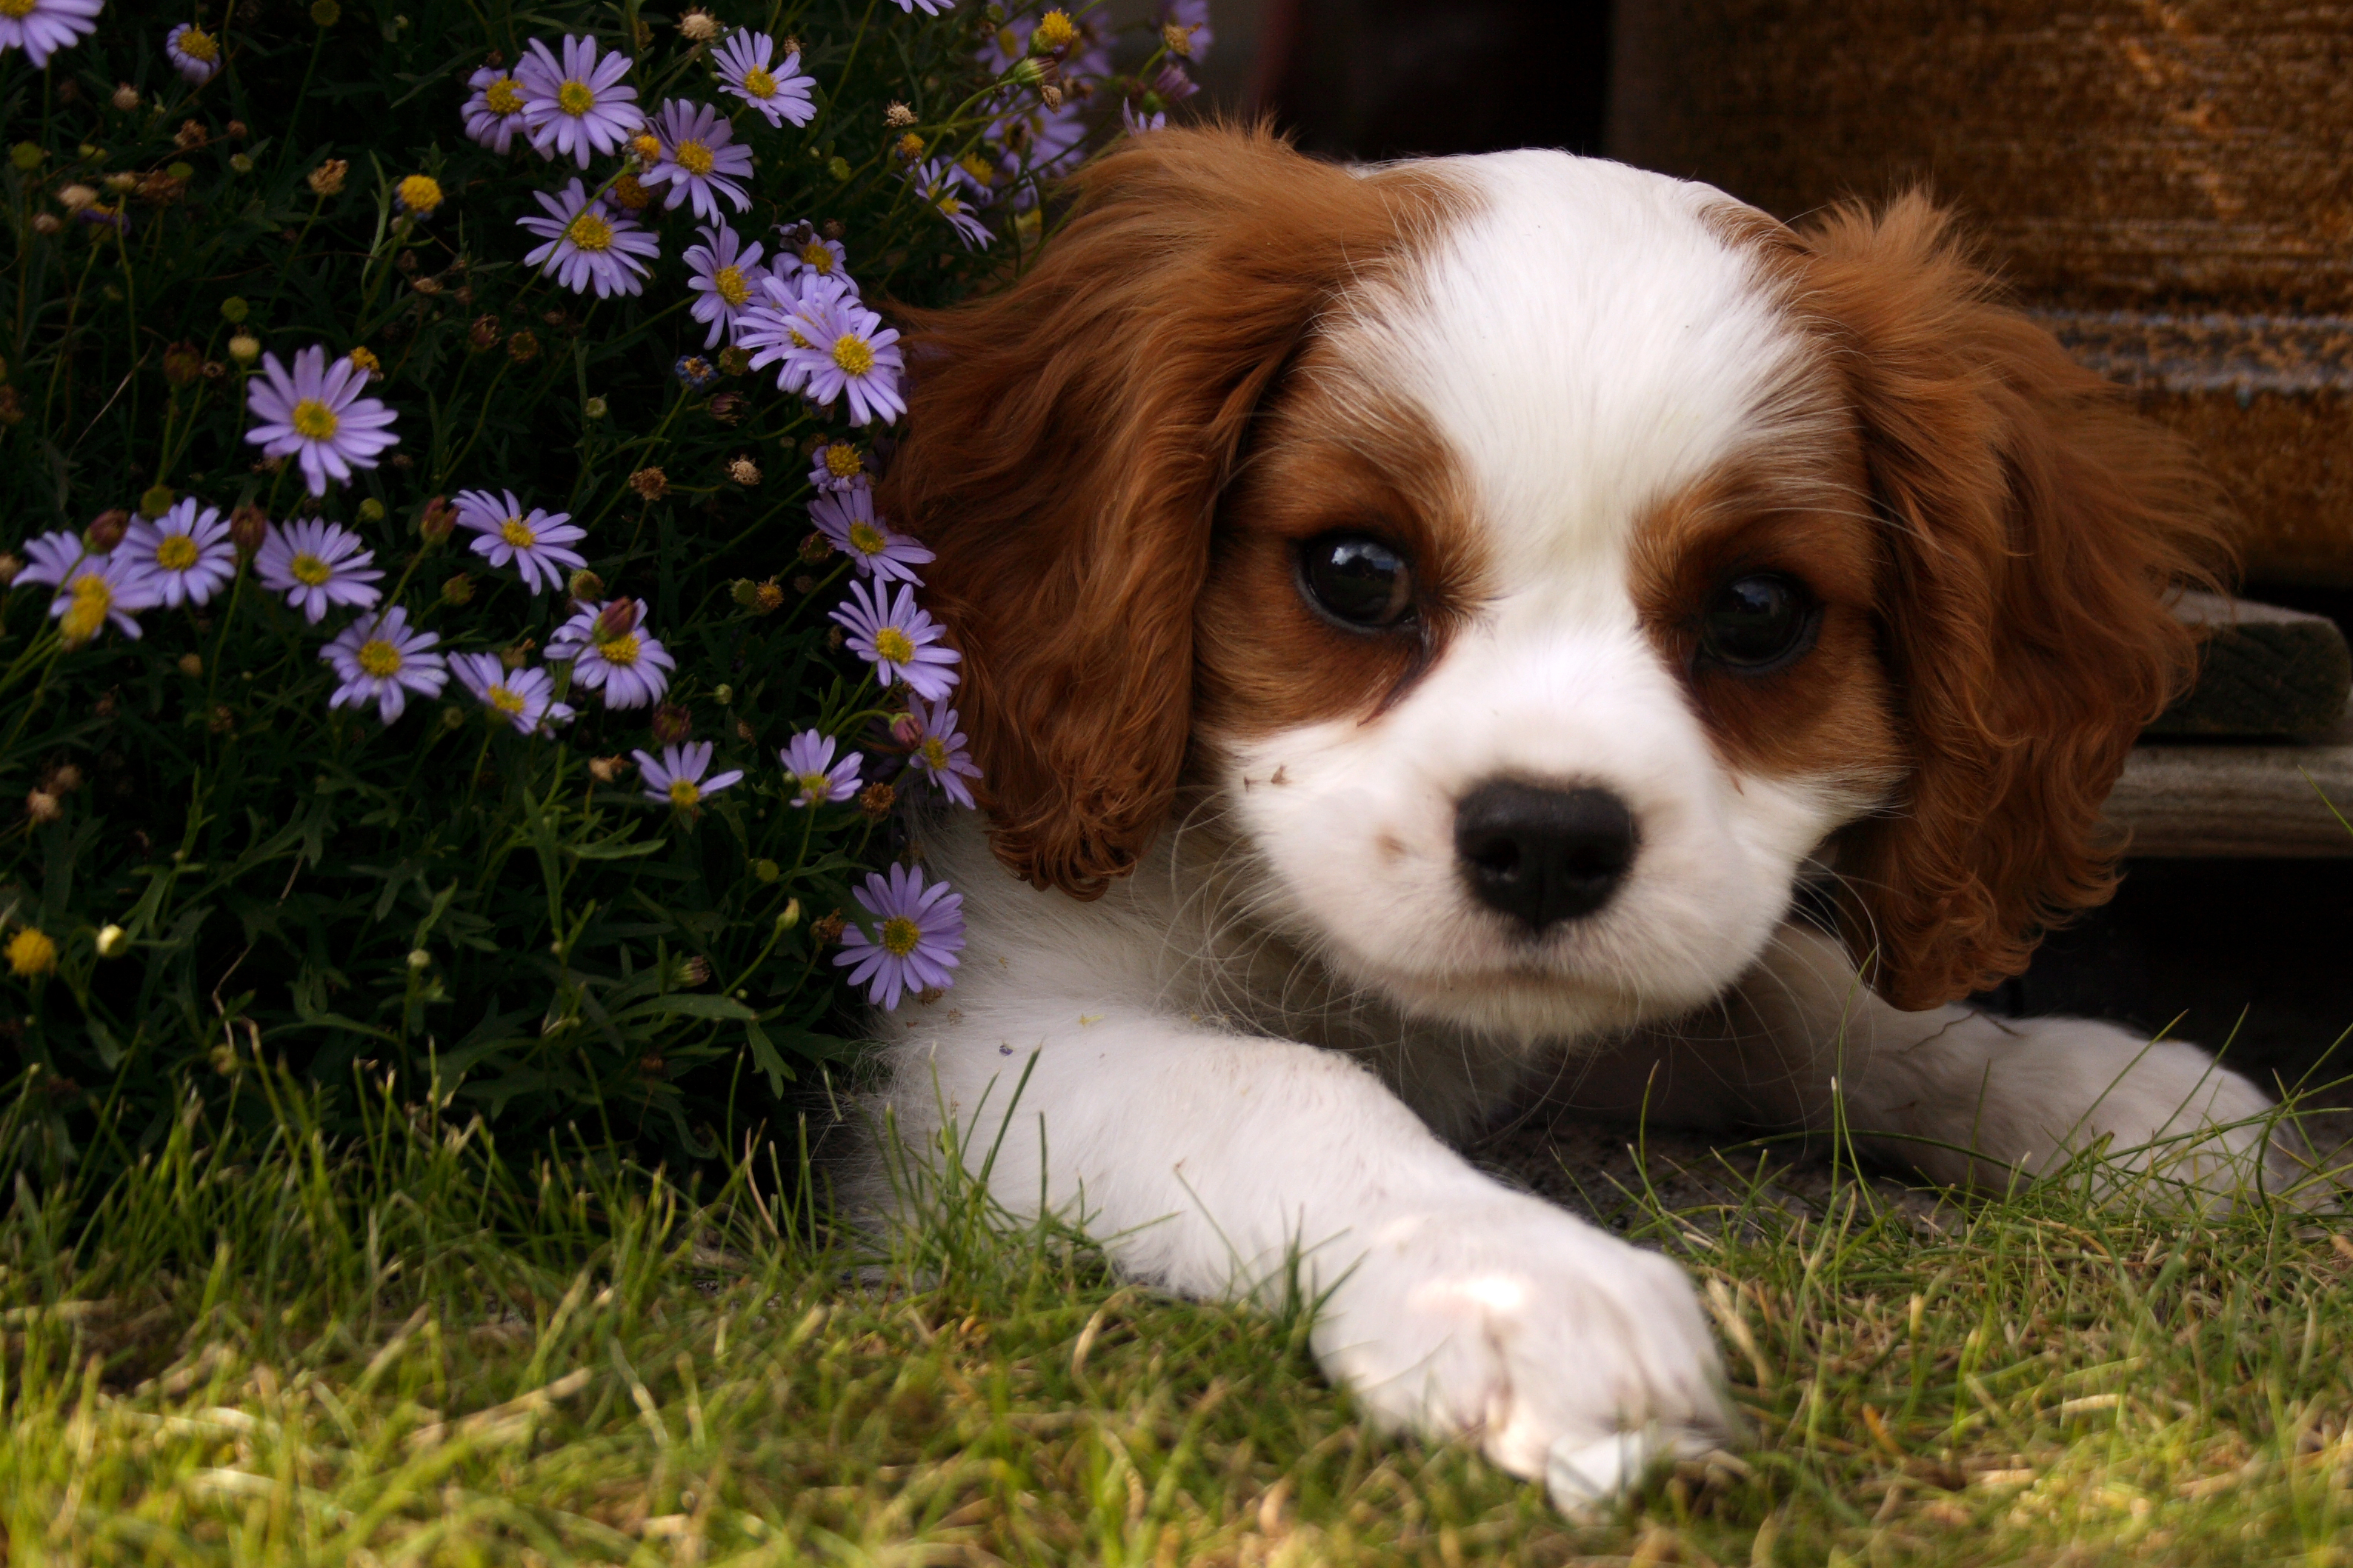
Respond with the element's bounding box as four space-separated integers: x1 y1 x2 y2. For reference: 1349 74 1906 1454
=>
0 0 1211 1167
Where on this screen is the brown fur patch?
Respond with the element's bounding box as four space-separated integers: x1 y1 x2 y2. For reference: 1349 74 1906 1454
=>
882 127 1466 897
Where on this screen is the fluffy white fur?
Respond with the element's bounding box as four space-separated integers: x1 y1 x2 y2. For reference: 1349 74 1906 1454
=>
864 148 2283 1510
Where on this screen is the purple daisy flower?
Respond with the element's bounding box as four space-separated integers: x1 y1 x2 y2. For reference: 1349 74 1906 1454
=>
256 519 384 624
683 224 765 349
808 439 869 494
453 488 587 593
811 488 932 585
633 741 744 810
777 286 908 426
462 63 530 154
517 179 660 298
891 0 954 14
734 272 831 397
0 0 101 67
779 730 862 808
713 30 814 128
244 344 401 496
516 34 642 167
165 21 223 82
1121 101 1168 136
547 597 676 710
771 221 856 293
641 99 753 221
908 158 993 250
123 499 236 608
49 552 162 647
451 652 573 735
322 606 447 725
831 579 959 700
896 698 982 809
834 863 965 1010
13 529 100 589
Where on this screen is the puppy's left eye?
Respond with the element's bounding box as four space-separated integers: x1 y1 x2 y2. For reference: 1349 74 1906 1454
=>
1698 573 1818 673
1297 534 1414 630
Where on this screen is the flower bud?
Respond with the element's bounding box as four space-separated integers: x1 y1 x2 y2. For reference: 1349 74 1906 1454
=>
228 333 261 364
138 485 175 519
310 0 340 24
891 710 924 747
650 703 693 744
567 570 605 603
441 572 475 605
396 175 443 216
468 314 500 352
730 578 762 608
30 213 59 236
776 895 801 927
357 497 386 524
707 391 748 425
110 82 140 110
713 684 733 705
583 396 608 420
307 159 348 197
25 790 61 824
593 597 640 643
407 948 431 970
228 504 270 553
0 554 20 584
1032 9 1078 52
677 955 711 985
177 653 203 677
9 141 41 170
84 509 130 551
507 329 540 364
96 924 128 958
419 495 456 541
162 341 202 385
220 296 250 324
588 754 633 784
58 183 98 212
753 859 781 884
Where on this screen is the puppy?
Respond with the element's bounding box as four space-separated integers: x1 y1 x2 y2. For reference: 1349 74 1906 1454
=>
862 127 2278 1504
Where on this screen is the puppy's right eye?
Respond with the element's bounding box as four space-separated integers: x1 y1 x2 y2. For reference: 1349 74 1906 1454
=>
1297 533 1414 630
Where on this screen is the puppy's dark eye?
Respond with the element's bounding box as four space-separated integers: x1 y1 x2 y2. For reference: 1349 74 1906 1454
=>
1297 534 1414 630
1698 573 1817 673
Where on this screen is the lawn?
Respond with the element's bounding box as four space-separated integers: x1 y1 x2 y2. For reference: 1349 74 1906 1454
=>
5 1064 2352 1566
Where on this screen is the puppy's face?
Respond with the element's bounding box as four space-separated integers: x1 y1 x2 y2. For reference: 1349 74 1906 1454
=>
1193 155 1902 1036
889 130 2220 1030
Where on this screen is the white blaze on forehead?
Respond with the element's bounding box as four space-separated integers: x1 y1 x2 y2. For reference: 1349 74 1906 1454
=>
1339 150 1814 610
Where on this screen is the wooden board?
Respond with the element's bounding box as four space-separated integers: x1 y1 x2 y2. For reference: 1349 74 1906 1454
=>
2106 701 2353 857
2147 590 2352 739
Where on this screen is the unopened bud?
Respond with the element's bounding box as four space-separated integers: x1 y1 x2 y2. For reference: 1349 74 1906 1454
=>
356 497 386 524
407 948 431 970
583 396 608 420
567 569 605 602
891 710 925 747
162 341 203 385
0 554 20 585
777 896 801 928
730 578 762 608
137 485 174 520
713 684 733 705
468 314 500 352
677 955 711 985
84 509 130 551
228 333 261 364
441 572 475 605
25 790 61 824
95 924 127 957
110 82 140 111
419 496 456 541
177 653 203 677
507 329 541 364
753 860 781 884
650 703 693 745
228 504 270 553
594 597 640 642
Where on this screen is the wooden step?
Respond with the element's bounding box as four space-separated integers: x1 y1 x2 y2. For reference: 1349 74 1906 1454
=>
2147 590 2352 740
2106 700 2353 856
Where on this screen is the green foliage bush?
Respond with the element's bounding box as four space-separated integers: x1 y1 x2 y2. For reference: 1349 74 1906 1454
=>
0 0 1201 1178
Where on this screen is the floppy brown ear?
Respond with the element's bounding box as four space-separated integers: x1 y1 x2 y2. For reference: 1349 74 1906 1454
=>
1795 193 2233 1010
882 125 1454 896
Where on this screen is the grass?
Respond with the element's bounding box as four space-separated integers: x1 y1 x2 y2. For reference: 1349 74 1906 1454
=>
4 1063 2353 1566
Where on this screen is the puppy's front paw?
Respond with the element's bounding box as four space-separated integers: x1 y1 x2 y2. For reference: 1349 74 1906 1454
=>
2002 1020 2289 1204
1308 1192 1729 1508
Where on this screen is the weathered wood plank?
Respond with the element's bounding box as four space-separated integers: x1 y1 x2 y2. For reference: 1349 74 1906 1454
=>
2149 590 2353 739
2107 702 2353 857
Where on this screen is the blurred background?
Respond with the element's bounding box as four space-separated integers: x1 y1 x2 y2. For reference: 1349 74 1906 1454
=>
1154 0 2353 1088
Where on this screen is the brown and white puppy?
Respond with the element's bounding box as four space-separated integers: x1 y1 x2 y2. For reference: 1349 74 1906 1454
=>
865 127 2273 1506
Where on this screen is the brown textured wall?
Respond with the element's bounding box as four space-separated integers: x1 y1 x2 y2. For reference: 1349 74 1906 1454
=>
1610 1 2353 582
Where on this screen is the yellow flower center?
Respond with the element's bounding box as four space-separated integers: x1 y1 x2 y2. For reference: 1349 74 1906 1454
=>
832 333 875 376
601 633 641 667
6 928 57 978
1034 10 1078 50
796 770 831 799
873 627 914 664
880 915 920 958
357 638 402 678
919 737 949 769
499 516 536 549
668 778 702 807
156 534 200 571
959 155 993 187
938 193 963 217
788 328 810 349
848 521 888 557
611 173 652 210
349 347 381 374
713 265 750 307
631 133 662 162
61 576 110 644
673 139 715 177
178 26 219 61
557 80 596 116
290 552 332 587
485 76 524 115
743 64 776 98
565 210 614 252
823 445 863 479
291 398 340 440
490 685 527 715
800 240 833 272
398 175 443 213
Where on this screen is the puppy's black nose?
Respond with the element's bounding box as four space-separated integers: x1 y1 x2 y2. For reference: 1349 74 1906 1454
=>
1454 780 1638 930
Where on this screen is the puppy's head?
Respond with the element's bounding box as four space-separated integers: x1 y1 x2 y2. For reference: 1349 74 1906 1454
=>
886 127 2225 1035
